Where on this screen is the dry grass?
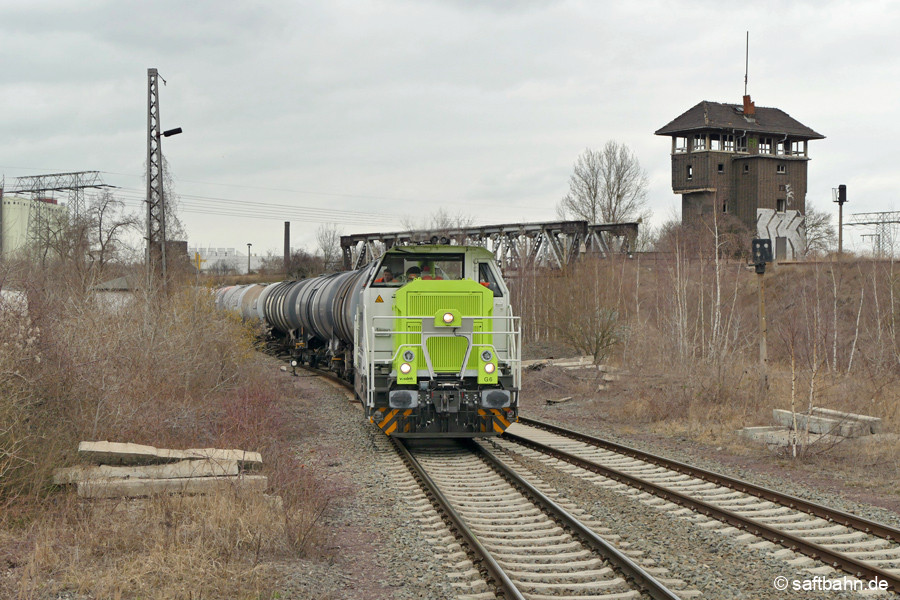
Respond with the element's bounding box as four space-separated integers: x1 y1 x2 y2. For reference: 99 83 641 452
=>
514 255 900 465
0 260 334 599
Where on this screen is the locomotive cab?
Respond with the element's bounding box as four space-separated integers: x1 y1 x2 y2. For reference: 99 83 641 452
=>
355 246 520 437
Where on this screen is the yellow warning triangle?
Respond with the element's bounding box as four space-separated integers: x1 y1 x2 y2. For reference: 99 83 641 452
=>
375 295 384 303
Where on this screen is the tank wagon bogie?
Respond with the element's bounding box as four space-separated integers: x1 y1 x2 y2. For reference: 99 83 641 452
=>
218 245 520 437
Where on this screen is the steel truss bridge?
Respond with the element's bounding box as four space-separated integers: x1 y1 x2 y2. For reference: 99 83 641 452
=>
340 220 639 271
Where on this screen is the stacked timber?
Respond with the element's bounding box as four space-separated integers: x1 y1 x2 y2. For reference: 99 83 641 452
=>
54 441 267 499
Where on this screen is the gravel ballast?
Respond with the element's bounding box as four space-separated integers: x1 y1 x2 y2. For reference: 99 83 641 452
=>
271 366 456 599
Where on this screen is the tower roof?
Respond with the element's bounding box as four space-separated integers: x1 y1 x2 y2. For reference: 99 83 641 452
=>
655 100 824 140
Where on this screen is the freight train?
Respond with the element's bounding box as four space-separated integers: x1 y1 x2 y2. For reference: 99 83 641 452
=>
216 245 520 437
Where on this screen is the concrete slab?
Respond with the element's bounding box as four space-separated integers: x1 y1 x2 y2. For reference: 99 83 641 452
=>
78 441 262 467
77 474 268 499
772 409 869 438
810 407 882 434
738 425 829 446
54 458 239 485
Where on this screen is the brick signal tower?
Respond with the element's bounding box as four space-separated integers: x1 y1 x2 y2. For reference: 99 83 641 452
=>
655 95 823 260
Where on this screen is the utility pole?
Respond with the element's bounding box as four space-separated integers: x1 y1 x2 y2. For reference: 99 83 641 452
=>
846 210 900 258
247 243 252 274
145 68 182 293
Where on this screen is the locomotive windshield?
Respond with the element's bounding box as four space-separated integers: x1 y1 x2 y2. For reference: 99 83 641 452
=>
372 253 464 287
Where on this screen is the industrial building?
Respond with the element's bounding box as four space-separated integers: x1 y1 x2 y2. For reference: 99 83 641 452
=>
0 191 68 256
188 246 263 275
656 95 824 260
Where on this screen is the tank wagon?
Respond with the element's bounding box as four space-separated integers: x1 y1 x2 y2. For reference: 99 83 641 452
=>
219 245 520 437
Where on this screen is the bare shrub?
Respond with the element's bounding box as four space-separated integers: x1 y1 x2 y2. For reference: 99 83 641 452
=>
0 259 338 597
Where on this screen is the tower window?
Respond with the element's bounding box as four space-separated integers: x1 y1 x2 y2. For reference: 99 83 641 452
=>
723 201 728 213
710 135 721 151
717 163 724 173
723 134 735 152
759 137 773 154
687 165 693 180
777 164 786 174
777 199 786 212
693 135 706 151
743 164 750 173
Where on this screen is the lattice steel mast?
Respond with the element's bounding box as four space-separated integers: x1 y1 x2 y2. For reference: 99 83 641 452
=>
146 68 167 290
846 211 900 257
10 171 107 221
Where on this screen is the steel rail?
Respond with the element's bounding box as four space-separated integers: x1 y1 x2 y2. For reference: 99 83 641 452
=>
472 440 684 600
391 438 527 600
519 417 900 542
505 427 900 592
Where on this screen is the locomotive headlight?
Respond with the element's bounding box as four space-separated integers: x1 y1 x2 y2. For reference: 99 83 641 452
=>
442 312 454 324
402 350 415 362
481 350 493 362
484 363 496 374
399 362 412 374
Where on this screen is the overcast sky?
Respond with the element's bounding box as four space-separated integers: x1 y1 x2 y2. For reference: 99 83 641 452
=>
2 0 898 256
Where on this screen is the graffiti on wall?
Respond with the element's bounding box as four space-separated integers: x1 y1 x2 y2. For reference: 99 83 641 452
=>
757 209 805 260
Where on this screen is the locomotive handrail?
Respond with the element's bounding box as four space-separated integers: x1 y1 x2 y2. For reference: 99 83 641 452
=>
372 314 521 381
361 310 520 408
371 314 521 366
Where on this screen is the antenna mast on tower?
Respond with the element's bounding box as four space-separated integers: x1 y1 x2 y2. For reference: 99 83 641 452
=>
744 31 749 96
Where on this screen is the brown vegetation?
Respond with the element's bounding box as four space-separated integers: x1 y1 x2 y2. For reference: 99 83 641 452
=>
512 250 900 461
0 258 332 599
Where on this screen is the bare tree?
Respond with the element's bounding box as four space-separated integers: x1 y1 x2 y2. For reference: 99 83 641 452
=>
557 141 650 224
804 203 836 256
402 208 474 232
400 209 475 244
161 155 186 242
315 223 342 272
88 191 139 272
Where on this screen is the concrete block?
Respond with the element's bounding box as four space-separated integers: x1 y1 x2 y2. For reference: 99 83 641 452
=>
78 441 262 467
77 474 268 499
810 407 882 434
54 459 239 485
771 409 869 438
739 425 786 439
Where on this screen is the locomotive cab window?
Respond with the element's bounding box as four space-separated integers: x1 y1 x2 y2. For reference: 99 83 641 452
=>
371 253 464 287
477 263 503 297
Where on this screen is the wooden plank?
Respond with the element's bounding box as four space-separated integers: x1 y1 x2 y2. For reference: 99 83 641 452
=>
54 459 239 485
76 474 268 499
546 396 573 405
77 441 262 467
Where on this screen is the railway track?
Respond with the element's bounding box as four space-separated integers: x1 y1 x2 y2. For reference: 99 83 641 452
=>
502 418 900 594
393 437 697 600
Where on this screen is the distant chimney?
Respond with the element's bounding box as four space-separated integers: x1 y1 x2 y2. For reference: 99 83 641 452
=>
742 94 756 116
283 221 290 273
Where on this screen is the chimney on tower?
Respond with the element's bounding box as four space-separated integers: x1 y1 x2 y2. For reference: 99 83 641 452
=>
742 94 756 116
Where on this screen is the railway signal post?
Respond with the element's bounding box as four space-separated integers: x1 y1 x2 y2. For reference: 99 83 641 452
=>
752 239 773 399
